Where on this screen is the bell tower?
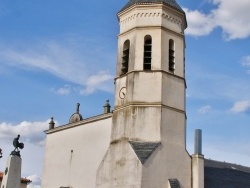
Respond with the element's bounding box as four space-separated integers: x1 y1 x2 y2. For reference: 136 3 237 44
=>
97 0 191 187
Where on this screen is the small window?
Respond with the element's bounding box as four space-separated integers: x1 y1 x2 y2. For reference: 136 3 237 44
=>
143 35 152 70
121 40 130 75
169 39 175 73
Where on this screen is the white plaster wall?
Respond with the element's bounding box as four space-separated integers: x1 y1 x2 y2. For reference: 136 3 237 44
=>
130 72 162 103
141 108 191 188
162 73 185 111
96 141 142 188
42 116 112 188
111 106 161 142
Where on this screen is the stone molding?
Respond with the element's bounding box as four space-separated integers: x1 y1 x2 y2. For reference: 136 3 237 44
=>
114 102 186 116
120 11 182 27
115 69 187 88
118 25 185 38
45 113 112 134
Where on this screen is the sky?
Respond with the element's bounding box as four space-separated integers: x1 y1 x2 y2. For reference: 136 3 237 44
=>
0 0 250 187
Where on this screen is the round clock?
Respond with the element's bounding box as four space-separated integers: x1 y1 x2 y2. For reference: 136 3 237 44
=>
119 87 127 99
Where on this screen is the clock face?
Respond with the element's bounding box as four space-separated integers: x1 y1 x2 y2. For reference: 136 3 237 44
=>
119 87 127 99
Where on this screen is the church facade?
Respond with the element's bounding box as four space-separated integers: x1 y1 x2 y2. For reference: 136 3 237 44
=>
42 0 250 188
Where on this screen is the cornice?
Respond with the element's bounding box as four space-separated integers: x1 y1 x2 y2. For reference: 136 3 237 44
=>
118 3 187 30
118 25 184 38
115 69 187 88
45 113 113 134
113 102 187 117
119 10 182 27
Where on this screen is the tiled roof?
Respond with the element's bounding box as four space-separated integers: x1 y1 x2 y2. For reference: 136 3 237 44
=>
129 141 161 164
205 159 250 188
119 0 184 13
0 171 32 184
169 178 181 188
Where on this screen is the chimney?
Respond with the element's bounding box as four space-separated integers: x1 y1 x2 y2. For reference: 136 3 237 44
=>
195 129 202 155
192 129 204 188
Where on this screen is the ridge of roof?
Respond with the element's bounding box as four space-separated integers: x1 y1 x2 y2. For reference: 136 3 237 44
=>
119 0 184 13
205 159 250 173
204 159 250 188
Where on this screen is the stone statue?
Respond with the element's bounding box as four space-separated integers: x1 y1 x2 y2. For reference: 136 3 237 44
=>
11 135 24 157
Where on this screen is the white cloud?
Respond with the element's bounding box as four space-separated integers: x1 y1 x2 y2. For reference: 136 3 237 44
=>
27 185 41 188
184 8 216 36
53 85 71 95
0 41 88 83
52 70 114 96
80 71 113 95
213 0 250 40
241 56 250 74
241 56 250 67
230 100 250 113
184 0 250 40
187 66 250 102
0 37 115 95
27 174 41 188
198 105 212 114
0 119 59 146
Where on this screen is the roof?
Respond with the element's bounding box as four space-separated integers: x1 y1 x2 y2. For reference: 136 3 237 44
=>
205 159 250 188
0 171 32 184
129 141 161 164
169 178 181 188
119 0 184 13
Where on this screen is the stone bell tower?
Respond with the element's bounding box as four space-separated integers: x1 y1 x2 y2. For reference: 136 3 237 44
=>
96 0 191 187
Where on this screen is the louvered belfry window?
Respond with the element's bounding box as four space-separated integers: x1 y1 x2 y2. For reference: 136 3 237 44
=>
121 40 130 75
143 35 152 70
169 39 175 73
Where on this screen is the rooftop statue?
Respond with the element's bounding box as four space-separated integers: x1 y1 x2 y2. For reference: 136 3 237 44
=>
0 148 2 158
11 135 24 157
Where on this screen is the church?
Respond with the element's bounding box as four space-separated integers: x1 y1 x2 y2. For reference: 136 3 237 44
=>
41 0 250 187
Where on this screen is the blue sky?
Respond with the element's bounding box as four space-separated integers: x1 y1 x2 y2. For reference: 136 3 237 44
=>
0 0 250 187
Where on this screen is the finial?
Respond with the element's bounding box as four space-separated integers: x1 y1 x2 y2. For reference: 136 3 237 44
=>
103 99 111 114
49 117 55 130
76 103 80 113
69 103 83 123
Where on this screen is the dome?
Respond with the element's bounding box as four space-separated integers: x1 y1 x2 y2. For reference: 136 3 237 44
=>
69 103 83 123
119 0 184 13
